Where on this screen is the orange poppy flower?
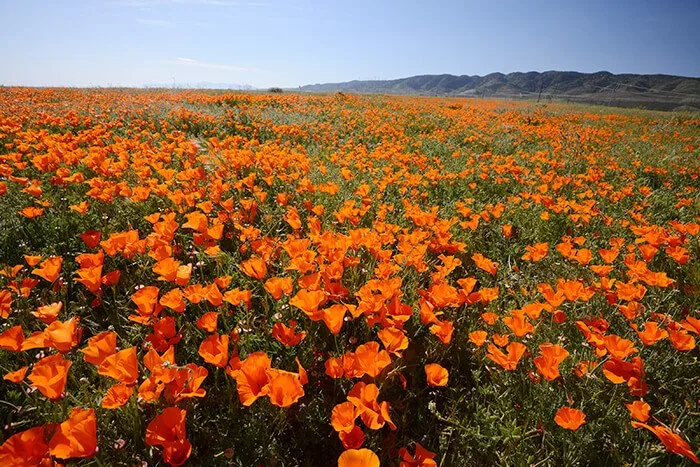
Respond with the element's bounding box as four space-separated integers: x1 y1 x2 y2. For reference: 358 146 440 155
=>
213 275 232 290
175 263 192 287
0 424 54 464
598 247 620 264
325 356 345 379
32 256 63 283
626 400 650 422
264 368 305 407
31 302 62 324
602 356 647 397
573 360 592 377
638 243 658 262
196 311 219 333
616 281 647 302
48 407 97 459
198 333 229 367
240 256 268 280
680 316 700 335
556 279 594 302
668 329 696 351
486 342 526 371
77 249 104 268
352 341 392 378
67 199 89 214
425 363 449 387
419 298 442 325
74 265 103 294
472 253 498 275
481 312 499 325
145 317 182 352
290 288 327 320
321 304 347 334
0 325 25 351
98 347 139 385
4 365 28 383
537 283 565 308
230 352 272 406
0 264 23 278
146 407 192 467
19 206 44 218
469 330 488 347
502 310 534 337
347 382 396 431
223 288 253 308
102 382 134 409
522 243 549 262
457 277 477 296
100 268 120 288
666 245 689 265
130 286 161 323
101 269 120 287
45 317 81 353
618 301 644 320
554 407 586 430
24 254 42 266
533 343 569 381
631 421 698 463
590 265 614 277
80 331 117 366
491 334 510 347
603 335 637 359
332 401 358 433
272 320 306 346
79 230 102 249
378 327 409 356
295 357 308 385
573 248 593 265
149 245 172 264
21 330 48 351
521 302 545 320
264 276 294 300
160 288 186 313
479 287 500 304
427 281 459 308
182 211 207 231
200 283 223 306
153 257 181 282
502 224 514 238
339 425 365 450
167 363 209 403
429 320 454 344
0 290 13 319
636 321 668 346
399 442 438 467
28 353 72 400
338 448 380 467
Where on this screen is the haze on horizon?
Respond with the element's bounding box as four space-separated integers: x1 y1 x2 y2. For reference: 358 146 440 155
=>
1 0 699 89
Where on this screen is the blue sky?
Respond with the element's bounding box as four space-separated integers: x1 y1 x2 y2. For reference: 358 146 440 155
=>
1 0 698 88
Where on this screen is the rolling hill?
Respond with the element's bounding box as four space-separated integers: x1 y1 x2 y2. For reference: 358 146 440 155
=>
298 71 700 111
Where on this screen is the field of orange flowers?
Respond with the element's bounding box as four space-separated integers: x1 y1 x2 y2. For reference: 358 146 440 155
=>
0 87 698 466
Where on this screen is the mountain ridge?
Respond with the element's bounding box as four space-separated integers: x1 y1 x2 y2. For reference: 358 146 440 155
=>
298 71 700 111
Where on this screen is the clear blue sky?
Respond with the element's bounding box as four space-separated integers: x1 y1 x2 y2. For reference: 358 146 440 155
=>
1 0 698 88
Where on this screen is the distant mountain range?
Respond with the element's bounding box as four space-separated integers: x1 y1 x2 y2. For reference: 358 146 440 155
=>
298 71 700 111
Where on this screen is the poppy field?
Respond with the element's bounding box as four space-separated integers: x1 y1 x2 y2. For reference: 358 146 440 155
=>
0 87 699 466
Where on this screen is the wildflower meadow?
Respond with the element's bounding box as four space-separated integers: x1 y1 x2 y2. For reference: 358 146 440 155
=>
0 87 698 466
